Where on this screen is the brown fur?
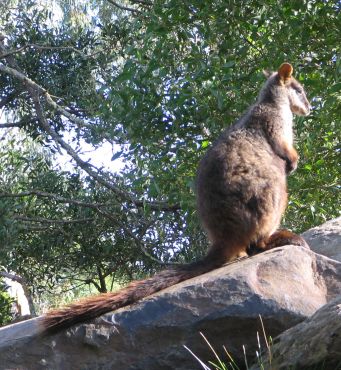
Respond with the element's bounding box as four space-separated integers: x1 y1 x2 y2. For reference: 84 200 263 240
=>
41 63 310 334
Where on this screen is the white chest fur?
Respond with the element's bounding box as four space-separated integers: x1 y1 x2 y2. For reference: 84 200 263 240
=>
280 105 293 146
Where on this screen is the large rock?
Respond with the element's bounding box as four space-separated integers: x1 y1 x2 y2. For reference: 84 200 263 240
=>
0 233 340 370
302 216 341 262
251 296 341 369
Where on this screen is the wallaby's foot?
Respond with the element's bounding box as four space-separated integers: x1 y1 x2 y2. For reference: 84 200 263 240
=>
247 229 310 256
222 254 248 267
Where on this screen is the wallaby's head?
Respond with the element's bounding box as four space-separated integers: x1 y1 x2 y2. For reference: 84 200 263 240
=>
260 63 311 116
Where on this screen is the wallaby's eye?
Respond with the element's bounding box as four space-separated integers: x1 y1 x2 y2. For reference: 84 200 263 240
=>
294 87 303 95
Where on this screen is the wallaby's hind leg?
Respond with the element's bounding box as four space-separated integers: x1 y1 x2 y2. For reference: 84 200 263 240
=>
206 235 251 264
247 229 310 256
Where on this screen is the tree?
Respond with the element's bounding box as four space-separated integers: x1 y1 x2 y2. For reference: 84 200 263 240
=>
0 278 12 325
0 0 339 311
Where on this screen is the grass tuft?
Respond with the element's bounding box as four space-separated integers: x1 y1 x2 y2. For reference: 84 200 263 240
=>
184 315 273 370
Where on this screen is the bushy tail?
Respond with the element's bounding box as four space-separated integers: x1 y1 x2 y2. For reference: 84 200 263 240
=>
41 249 226 334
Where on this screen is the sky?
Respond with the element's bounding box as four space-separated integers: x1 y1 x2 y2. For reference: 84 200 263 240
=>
55 137 125 174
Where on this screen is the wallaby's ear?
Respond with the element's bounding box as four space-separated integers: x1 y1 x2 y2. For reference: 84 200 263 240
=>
278 63 293 81
263 69 272 79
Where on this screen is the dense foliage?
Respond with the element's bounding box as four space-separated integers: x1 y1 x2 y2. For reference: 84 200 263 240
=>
0 0 339 311
0 279 12 325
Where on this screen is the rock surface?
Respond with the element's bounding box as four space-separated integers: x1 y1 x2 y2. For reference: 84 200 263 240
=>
302 216 341 262
251 296 341 370
0 218 340 370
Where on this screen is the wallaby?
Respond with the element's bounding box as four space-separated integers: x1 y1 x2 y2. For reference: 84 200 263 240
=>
41 63 310 333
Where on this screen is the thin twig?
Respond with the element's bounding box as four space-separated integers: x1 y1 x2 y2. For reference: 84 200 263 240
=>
0 44 86 60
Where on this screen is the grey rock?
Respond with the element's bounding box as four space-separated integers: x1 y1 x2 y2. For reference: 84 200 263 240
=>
0 241 341 370
302 217 341 262
251 296 341 370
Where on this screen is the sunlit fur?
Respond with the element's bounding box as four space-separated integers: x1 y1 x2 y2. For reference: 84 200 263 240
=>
287 81 311 116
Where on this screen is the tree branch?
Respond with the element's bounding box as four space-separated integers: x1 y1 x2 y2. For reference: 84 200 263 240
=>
0 43 87 59
106 0 143 14
0 64 141 202
0 122 23 128
129 0 153 6
13 215 95 224
0 39 180 212
96 264 107 293
0 190 106 208
0 63 179 210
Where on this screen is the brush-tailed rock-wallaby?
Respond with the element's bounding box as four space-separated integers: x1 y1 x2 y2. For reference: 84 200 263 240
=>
41 63 311 333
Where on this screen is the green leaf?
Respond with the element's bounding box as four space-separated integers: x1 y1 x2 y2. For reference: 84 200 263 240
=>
111 151 123 161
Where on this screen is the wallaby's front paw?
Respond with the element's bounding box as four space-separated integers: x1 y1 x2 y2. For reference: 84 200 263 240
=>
285 149 299 174
286 158 298 174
